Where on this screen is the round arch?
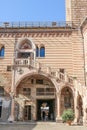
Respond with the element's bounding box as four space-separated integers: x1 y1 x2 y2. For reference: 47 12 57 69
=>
59 85 75 97
15 72 59 93
15 72 59 121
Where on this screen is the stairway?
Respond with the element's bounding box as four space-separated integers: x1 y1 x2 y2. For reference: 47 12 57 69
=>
14 58 74 86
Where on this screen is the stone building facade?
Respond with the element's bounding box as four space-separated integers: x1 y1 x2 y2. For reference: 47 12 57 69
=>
0 0 87 125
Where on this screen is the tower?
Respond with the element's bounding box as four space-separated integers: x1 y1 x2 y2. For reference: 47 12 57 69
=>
66 0 87 25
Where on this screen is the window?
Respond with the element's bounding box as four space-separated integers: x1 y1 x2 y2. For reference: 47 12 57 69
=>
23 88 31 95
59 68 65 73
0 101 2 118
64 89 71 108
36 79 43 84
0 87 4 96
36 46 39 57
40 46 45 57
31 79 34 84
18 52 30 58
7 66 12 71
36 45 45 58
36 88 55 96
0 46 5 57
45 88 55 95
36 88 44 95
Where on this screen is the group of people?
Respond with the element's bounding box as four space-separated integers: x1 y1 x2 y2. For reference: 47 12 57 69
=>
40 102 49 121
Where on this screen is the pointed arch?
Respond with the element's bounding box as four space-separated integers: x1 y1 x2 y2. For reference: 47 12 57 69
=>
16 38 36 60
17 38 36 50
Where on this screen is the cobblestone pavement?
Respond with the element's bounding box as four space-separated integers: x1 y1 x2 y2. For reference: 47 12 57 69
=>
0 122 86 130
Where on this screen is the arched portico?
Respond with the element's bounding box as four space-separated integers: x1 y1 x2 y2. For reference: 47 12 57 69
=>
14 73 58 121
55 85 74 122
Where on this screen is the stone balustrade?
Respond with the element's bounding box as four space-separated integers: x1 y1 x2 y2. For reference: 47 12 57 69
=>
14 58 74 85
15 58 30 66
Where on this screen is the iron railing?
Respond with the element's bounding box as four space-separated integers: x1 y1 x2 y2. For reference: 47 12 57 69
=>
0 21 73 28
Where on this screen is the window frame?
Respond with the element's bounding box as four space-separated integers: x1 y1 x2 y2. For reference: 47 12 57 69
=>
0 46 5 58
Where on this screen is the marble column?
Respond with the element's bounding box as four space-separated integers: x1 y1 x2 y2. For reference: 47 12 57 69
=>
83 108 87 125
8 67 15 122
83 97 87 126
56 92 61 122
74 96 79 124
73 79 79 124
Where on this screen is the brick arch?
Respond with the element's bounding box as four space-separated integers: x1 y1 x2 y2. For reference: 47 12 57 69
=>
15 72 59 93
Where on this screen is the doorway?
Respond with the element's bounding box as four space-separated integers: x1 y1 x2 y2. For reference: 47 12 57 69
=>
37 99 55 121
24 105 31 120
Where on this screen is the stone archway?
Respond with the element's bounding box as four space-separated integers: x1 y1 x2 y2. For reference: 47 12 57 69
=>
15 74 57 121
60 87 74 115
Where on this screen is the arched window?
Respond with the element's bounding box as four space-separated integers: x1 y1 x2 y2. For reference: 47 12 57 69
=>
40 46 45 57
0 46 5 57
36 46 39 57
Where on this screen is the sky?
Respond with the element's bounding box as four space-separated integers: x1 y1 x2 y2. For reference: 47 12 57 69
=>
0 0 65 22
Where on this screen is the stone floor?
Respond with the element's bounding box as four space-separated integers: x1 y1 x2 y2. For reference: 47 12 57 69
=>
0 122 87 130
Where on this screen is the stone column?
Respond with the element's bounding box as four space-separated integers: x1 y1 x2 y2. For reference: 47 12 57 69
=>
8 67 15 122
33 49 36 67
8 94 15 122
18 105 24 121
83 108 87 126
74 95 79 124
83 96 87 126
56 92 61 122
73 79 79 124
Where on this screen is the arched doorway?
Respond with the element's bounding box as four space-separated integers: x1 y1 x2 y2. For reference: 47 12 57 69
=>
37 99 55 121
60 87 74 115
15 74 56 121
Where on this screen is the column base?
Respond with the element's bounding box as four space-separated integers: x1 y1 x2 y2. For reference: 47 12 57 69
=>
56 116 62 123
73 118 78 124
83 118 87 126
8 115 14 123
73 117 83 125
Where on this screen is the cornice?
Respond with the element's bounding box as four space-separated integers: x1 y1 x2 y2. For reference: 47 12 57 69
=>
0 28 72 38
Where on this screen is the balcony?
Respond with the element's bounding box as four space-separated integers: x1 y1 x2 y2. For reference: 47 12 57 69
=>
36 88 55 96
15 58 30 66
